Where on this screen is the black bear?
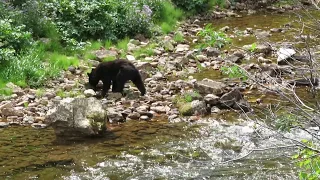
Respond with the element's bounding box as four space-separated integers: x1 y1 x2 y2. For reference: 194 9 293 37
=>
87 59 146 97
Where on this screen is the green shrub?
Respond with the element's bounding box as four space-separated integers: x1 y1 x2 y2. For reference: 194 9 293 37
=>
48 53 79 70
171 0 215 14
196 23 231 49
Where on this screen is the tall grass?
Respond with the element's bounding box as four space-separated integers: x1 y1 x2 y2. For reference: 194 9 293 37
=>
48 53 80 70
158 1 184 34
116 37 130 51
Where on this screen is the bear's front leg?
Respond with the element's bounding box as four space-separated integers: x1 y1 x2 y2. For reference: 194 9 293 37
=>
101 78 111 97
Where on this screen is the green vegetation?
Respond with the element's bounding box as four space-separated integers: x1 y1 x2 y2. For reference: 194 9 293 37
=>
171 0 224 14
249 43 257 53
0 0 217 95
173 32 185 43
133 43 156 59
196 23 231 50
220 65 248 81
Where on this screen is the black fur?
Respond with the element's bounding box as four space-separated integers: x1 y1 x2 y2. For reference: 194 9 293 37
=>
87 59 146 97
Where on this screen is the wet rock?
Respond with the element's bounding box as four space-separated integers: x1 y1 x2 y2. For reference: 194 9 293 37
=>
204 94 220 106
45 97 108 140
288 78 319 87
31 123 47 129
140 115 150 121
194 79 227 95
95 49 118 61
204 47 221 57
211 106 220 113
225 54 243 63
178 100 208 116
128 112 140 120
277 47 296 65
219 88 251 112
107 108 125 123
257 56 272 64
84 89 96 97
175 44 190 53
0 122 9 128
196 54 208 62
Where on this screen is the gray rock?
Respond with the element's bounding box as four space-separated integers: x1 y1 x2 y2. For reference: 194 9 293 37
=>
163 40 174 51
219 88 251 112
277 47 296 65
204 94 220 106
205 47 221 57
191 100 208 116
2 107 24 117
68 66 76 74
88 60 100 67
84 89 96 97
225 54 243 63
95 49 118 61
140 115 150 121
0 122 9 128
136 62 153 71
150 106 169 114
128 112 140 120
126 55 136 61
194 79 227 95
107 108 125 123
31 123 47 129
175 44 190 53
45 97 108 140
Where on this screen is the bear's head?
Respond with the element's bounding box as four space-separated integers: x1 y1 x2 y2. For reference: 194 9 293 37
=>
87 69 99 87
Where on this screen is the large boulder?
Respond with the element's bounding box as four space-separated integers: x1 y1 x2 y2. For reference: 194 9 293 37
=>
219 88 251 112
194 79 227 95
45 97 108 140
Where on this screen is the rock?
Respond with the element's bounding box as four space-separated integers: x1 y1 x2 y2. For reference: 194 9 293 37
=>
254 30 271 39
257 57 272 63
45 97 108 140
191 100 208 116
175 44 190 53
277 47 296 65
127 43 138 52
152 72 164 80
31 123 47 129
95 49 118 61
204 47 220 57
44 92 56 99
140 115 150 121
255 44 272 54
2 108 24 117
163 40 174 51
128 112 140 120
23 116 34 124
68 66 76 74
107 108 125 123
0 122 9 128
196 54 208 62
129 39 140 45
84 89 96 97
225 54 243 63
88 60 100 67
150 106 169 114
126 55 136 61
219 88 251 112
136 62 153 71
194 79 227 95
288 78 319 87
204 94 220 106
27 94 36 101
178 100 208 116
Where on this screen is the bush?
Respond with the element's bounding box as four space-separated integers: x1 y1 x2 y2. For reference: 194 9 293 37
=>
171 0 213 14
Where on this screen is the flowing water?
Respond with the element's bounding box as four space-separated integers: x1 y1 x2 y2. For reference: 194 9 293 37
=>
2 9 320 180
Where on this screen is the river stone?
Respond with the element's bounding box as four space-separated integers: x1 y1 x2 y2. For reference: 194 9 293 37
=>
178 100 208 116
219 88 251 112
204 94 220 106
0 122 9 128
2 107 24 117
194 79 227 95
95 49 118 61
126 55 136 61
175 44 190 53
45 97 108 140
277 47 296 65
107 108 125 123
204 47 220 57
84 89 96 97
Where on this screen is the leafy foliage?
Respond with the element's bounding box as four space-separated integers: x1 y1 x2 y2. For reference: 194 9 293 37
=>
171 0 215 14
293 140 320 180
220 65 248 81
196 24 231 49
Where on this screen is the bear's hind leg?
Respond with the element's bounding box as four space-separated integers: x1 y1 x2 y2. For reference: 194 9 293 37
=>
101 78 112 97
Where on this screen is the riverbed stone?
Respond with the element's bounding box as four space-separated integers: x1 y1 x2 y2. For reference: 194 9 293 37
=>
45 97 108 140
95 49 118 61
219 88 251 112
84 89 96 97
204 94 220 106
194 79 227 95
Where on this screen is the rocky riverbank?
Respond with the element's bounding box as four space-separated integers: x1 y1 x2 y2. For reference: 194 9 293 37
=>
0 2 317 131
